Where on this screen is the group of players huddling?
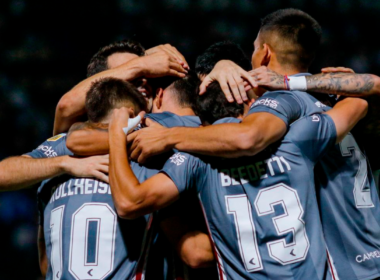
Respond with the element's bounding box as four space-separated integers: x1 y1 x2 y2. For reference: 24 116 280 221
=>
2 7 380 280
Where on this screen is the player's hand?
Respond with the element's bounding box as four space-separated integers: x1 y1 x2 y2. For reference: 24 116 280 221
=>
109 108 144 136
64 155 110 183
321 67 355 74
199 60 257 104
248 66 286 91
127 118 171 163
140 51 188 79
146 44 189 70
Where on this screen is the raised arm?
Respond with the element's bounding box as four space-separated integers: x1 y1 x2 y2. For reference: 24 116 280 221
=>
109 108 180 219
250 66 380 97
325 97 368 143
127 112 286 163
54 50 188 135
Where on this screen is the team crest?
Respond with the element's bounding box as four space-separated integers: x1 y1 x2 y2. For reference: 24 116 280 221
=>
170 153 187 166
47 133 65 142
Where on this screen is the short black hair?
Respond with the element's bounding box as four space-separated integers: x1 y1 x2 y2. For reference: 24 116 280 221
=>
259 8 322 69
87 39 145 77
195 41 251 76
151 71 201 111
85 77 147 123
195 81 244 125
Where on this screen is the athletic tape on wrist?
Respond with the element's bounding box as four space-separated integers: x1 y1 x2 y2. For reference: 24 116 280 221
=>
288 76 307 91
122 115 142 135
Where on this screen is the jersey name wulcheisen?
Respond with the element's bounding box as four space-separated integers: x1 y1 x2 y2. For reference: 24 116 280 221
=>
161 115 336 280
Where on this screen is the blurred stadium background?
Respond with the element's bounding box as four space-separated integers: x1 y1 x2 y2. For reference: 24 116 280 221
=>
0 0 380 278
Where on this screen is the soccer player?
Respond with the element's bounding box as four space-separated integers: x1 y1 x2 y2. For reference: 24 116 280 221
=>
65 73 217 279
34 78 150 279
108 87 367 279
242 66 380 280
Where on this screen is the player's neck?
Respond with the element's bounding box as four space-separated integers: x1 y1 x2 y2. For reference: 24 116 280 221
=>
163 103 195 116
267 60 308 76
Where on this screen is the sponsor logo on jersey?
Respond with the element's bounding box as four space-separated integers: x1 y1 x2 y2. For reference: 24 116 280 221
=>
312 115 320 122
251 98 279 109
37 145 58 158
315 101 327 108
170 153 187 166
356 250 380 263
47 134 65 142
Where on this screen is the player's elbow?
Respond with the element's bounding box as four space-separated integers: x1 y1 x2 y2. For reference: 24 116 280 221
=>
182 250 213 269
347 97 368 119
66 132 87 156
234 128 263 157
56 95 75 119
114 200 144 220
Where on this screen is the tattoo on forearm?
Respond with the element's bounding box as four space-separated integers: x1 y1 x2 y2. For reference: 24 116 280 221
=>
306 73 375 96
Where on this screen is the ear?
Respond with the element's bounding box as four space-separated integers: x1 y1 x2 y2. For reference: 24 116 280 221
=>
261 43 272 66
155 88 164 110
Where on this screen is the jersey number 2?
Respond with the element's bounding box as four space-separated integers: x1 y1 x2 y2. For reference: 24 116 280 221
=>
340 133 374 208
49 203 117 280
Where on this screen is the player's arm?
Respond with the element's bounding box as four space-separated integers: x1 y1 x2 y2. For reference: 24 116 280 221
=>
127 112 286 163
66 122 110 156
38 225 47 277
0 154 109 191
325 97 368 143
160 213 215 268
250 66 380 97
54 50 188 135
109 108 180 219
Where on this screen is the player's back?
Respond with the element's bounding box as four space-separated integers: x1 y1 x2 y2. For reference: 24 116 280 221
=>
32 134 157 280
316 132 380 280
162 115 337 279
39 175 150 280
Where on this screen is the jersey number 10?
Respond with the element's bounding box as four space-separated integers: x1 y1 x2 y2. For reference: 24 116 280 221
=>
50 203 117 280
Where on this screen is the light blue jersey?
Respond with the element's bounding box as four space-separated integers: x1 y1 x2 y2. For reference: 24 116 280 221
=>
250 84 380 279
161 115 336 280
27 134 156 280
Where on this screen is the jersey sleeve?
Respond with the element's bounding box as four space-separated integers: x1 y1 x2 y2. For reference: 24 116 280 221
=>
289 114 337 163
248 91 302 126
160 152 205 195
24 133 73 158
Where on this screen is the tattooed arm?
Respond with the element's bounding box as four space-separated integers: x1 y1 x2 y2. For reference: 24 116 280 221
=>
304 72 380 97
250 66 380 97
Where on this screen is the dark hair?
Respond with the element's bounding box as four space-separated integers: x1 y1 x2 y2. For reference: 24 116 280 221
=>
260 8 322 68
87 39 145 77
195 41 251 75
151 71 201 110
85 77 147 123
195 81 244 125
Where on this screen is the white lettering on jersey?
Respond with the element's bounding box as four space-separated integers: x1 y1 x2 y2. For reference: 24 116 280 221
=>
37 145 58 157
170 153 187 166
356 250 380 263
49 179 111 204
251 98 279 109
220 156 292 187
315 101 327 108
